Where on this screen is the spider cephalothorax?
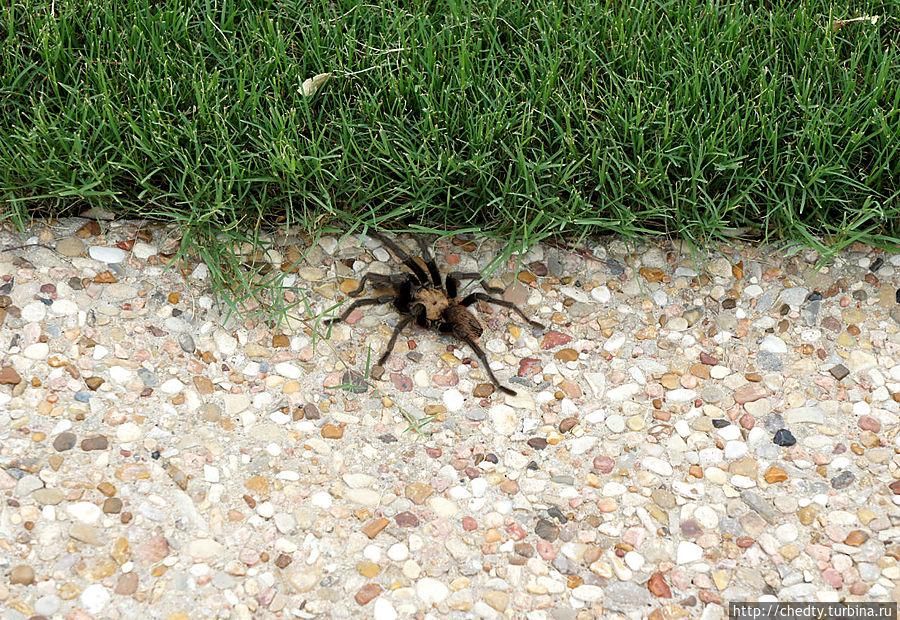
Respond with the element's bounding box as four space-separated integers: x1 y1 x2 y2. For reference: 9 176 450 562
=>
324 232 544 396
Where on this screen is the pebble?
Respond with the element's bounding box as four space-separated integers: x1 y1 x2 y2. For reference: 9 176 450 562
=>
89 245 128 263
2 227 898 619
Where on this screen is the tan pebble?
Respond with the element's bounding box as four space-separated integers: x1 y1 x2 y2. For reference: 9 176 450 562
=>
484 528 501 543
857 508 876 526
517 271 536 284
797 506 816 525
551 312 568 325
31 432 46 443
9 565 35 585
764 466 788 484
115 463 150 481
321 424 344 439
440 353 461 367
272 334 290 348
780 544 799 560
508 325 521 339
690 364 710 379
97 481 116 496
76 557 116 580
473 383 494 397
844 530 869 546
405 483 434 505
85 376 104 391
244 475 270 495
357 561 381 578
339 279 361 295
282 380 301 394
689 465 704 478
111 537 130 565
47 356 68 368
660 373 679 389
361 517 389 539
554 348 578 362
424 404 446 416
482 590 509 611
626 415 645 431
193 376 214 394
115 572 138 595
59 582 81 600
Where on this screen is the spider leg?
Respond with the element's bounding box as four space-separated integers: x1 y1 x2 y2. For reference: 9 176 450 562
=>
413 235 442 288
368 231 430 286
345 272 397 297
459 292 545 329
446 271 504 295
454 328 516 396
376 314 416 367
324 294 395 325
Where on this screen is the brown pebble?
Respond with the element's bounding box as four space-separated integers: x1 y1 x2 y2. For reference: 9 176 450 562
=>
527 437 548 450
81 435 109 451
355 583 382 605
745 372 762 382
120 511 133 524
0 365 22 385
84 376 104 391
93 270 117 283
361 517 390 539
736 536 755 548
517 271 536 284
554 348 578 362
639 267 666 283
103 497 123 514
699 352 718 365
9 564 35 585
114 572 138 595
473 383 494 397
274 553 292 568
764 467 788 484
829 364 849 380
97 481 116 497
889 480 900 495
395 511 420 527
53 432 77 452
690 364 710 379
844 530 869 546
559 417 577 433
500 479 519 494
321 424 344 439
272 334 290 348
647 572 672 598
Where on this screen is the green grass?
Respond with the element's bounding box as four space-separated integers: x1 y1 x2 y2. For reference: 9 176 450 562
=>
1 0 899 309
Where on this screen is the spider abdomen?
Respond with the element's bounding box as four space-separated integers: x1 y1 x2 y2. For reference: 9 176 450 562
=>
444 304 484 340
414 287 451 321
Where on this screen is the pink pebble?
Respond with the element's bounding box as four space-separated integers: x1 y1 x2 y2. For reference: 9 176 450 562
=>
536 539 556 561
858 415 881 433
739 414 755 430
593 456 615 474
462 516 477 531
821 567 843 589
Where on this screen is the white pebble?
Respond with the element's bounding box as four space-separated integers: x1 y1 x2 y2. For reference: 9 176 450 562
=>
428 496 458 518
624 551 644 571
109 366 132 383
605 415 625 433
67 502 102 524
131 242 157 259
676 541 703 564
443 388 464 412
723 441 748 460
50 299 78 315
160 379 184 394
257 502 275 518
80 584 110 614
603 333 626 352
387 543 409 562
88 245 128 263
23 342 49 360
311 491 333 509
21 301 47 322
759 335 787 353
642 457 673 476
471 477 488 498
490 404 517 436
274 363 302 379
416 577 450 604
373 598 398 620
116 423 141 443
591 286 611 303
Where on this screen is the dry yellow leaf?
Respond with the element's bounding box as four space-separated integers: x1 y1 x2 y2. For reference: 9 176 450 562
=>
300 72 333 96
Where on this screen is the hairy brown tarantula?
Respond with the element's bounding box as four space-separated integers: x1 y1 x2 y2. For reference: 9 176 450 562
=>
324 231 544 396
